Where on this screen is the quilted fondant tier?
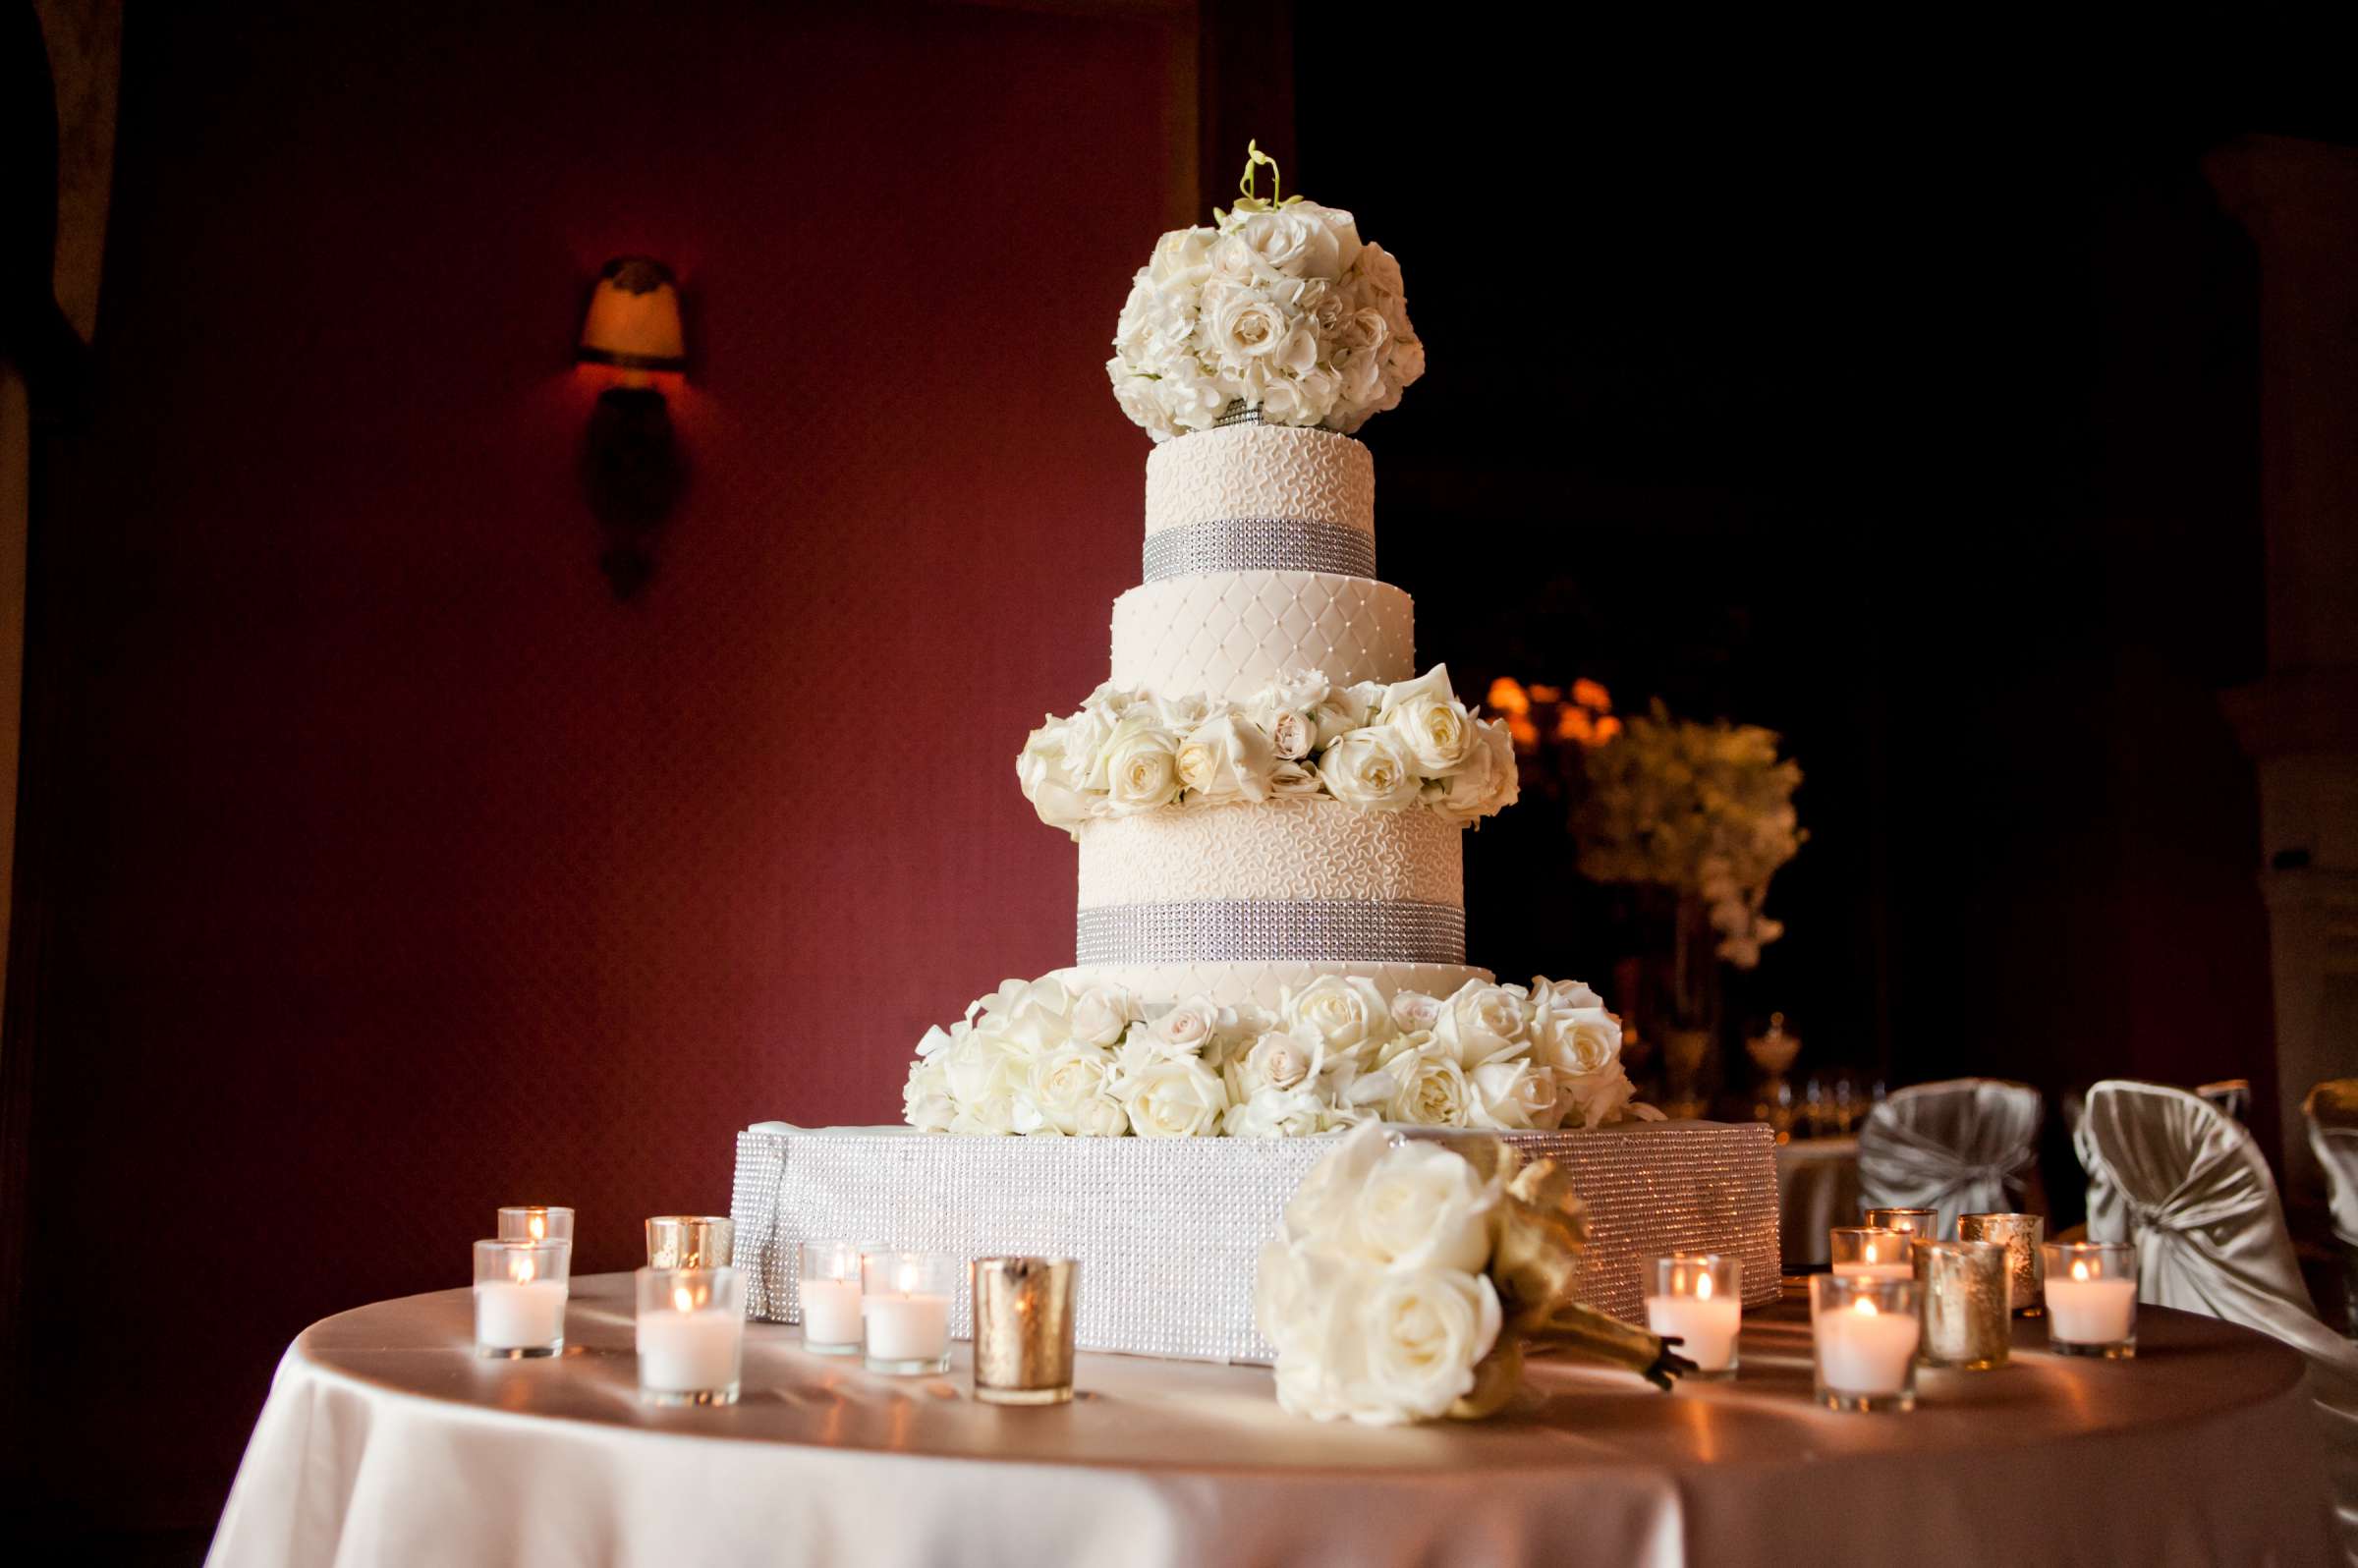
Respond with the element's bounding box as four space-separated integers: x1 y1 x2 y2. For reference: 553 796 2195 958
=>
1048 960 1491 1012
1077 799 1462 909
1144 423 1373 540
1108 570 1413 701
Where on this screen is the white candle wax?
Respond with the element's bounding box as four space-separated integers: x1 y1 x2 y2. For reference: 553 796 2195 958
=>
801 1277 863 1345
2047 1275 2136 1345
476 1279 567 1348
1816 1301 1920 1393
1645 1294 1741 1372
865 1292 950 1361
638 1306 743 1392
1830 1262 1914 1282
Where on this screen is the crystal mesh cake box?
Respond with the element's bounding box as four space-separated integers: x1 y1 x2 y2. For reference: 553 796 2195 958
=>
731 1121 1780 1365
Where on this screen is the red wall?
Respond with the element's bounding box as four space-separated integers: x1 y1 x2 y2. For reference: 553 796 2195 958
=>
19 2 1180 1529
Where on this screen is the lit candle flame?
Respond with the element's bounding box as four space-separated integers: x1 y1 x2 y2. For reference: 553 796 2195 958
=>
1853 1295 1879 1318
2072 1259 2091 1282
528 1211 545 1242
673 1285 696 1315
511 1255 536 1285
1696 1271 1714 1302
1863 1241 1879 1264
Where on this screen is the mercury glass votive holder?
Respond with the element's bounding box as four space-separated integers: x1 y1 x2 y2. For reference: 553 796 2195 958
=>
1811 1272 1921 1412
1959 1212 2046 1316
972 1257 1079 1405
2042 1242 2138 1358
796 1239 866 1356
646 1215 734 1270
1918 1240 2010 1370
496 1205 575 1245
1643 1254 1743 1377
1828 1226 1915 1281
473 1238 571 1358
1863 1206 1939 1242
862 1251 956 1375
636 1265 745 1406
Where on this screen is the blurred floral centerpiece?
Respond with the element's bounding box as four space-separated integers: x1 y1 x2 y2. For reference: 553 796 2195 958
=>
1494 679 1805 1064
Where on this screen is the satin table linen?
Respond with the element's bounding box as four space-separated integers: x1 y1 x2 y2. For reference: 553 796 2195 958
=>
209 1273 2335 1568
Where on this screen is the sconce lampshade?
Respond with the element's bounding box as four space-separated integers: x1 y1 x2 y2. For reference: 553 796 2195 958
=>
578 256 687 371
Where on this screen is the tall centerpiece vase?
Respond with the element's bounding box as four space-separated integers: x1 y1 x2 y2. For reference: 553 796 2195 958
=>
1658 891 1722 1120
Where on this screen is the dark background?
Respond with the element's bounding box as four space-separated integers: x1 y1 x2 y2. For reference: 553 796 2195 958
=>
3 3 2343 1556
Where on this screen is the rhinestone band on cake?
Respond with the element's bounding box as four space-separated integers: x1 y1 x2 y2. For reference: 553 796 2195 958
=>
1074 898 1466 966
1141 516 1378 583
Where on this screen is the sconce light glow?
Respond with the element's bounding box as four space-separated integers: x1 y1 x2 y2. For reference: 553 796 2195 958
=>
578 256 687 377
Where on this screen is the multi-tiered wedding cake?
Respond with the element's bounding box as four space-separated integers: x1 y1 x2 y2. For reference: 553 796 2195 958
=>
894 164 1648 1142
730 160 1778 1360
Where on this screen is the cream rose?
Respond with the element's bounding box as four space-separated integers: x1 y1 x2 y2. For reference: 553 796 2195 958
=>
1530 1004 1621 1078
1224 1085 1332 1139
1025 1044 1118 1135
1280 977 1393 1065
902 1058 956 1134
1101 717 1182 814
1120 1057 1228 1137
1151 1000 1220 1055
1530 977 1604 1011
1352 1266 1501 1424
1377 666 1476 774
1344 1137 1498 1271
1470 1060 1562 1132
1177 711 1276 803
1068 985 1142 1048
1235 1026 1320 1094
1204 283 1290 367
1385 1045 1474 1128
1317 729 1421 810
1389 990 1442 1035
1267 709 1317 760
1434 980 1531 1070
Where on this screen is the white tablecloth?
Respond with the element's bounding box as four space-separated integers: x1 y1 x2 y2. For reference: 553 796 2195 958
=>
206 1272 2338 1568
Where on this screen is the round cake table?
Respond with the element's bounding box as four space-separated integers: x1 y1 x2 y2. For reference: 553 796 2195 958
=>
206 1272 2337 1568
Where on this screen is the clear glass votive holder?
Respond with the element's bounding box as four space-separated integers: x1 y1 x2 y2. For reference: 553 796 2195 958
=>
797 1239 867 1356
497 1205 575 1244
1811 1272 1921 1412
646 1215 735 1269
1918 1240 2010 1370
473 1238 571 1358
1959 1212 2046 1316
1828 1226 1914 1281
973 1257 1079 1406
636 1265 745 1406
2042 1242 2137 1358
1643 1254 1743 1377
1863 1205 1939 1242
862 1251 956 1375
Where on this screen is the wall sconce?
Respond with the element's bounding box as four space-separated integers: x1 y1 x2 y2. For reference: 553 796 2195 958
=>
578 256 688 599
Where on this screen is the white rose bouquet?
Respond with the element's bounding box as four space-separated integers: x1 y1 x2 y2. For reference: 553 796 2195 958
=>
1107 142 1426 441
1256 1124 1696 1424
1019 666 1516 837
903 972 1656 1140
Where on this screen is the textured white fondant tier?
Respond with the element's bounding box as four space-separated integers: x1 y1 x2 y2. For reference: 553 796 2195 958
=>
1049 960 1490 1012
1108 570 1413 700
1077 799 1462 909
1144 422 1373 539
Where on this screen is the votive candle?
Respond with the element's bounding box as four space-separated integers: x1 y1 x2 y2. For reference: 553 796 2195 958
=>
1918 1240 2010 1370
473 1238 570 1357
1959 1212 2046 1316
1642 1253 1743 1376
636 1265 744 1405
497 1205 575 1245
1812 1272 1920 1412
1829 1227 1914 1281
863 1251 955 1374
1863 1206 1938 1242
973 1256 1080 1406
2042 1242 2137 1358
797 1239 865 1355
646 1215 734 1270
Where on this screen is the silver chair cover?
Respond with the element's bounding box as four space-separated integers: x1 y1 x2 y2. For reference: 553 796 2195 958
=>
2079 1079 2358 1561
2309 1084 2358 1252
2199 1078 2255 1123
1856 1078 2042 1238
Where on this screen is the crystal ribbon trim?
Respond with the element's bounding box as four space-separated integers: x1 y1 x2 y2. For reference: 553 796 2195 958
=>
1074 899 1465 966
1141 517 1378 583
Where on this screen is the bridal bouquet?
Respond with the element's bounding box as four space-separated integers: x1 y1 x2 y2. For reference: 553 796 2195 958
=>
1256 1124 1693 1425
1573 700 1804 968
1018 666 1518 836
901 974 1655 1139
1107 142 1425 440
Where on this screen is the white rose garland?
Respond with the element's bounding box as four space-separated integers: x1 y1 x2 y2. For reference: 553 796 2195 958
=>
1019 666 1516 837
900 972 1655 1140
